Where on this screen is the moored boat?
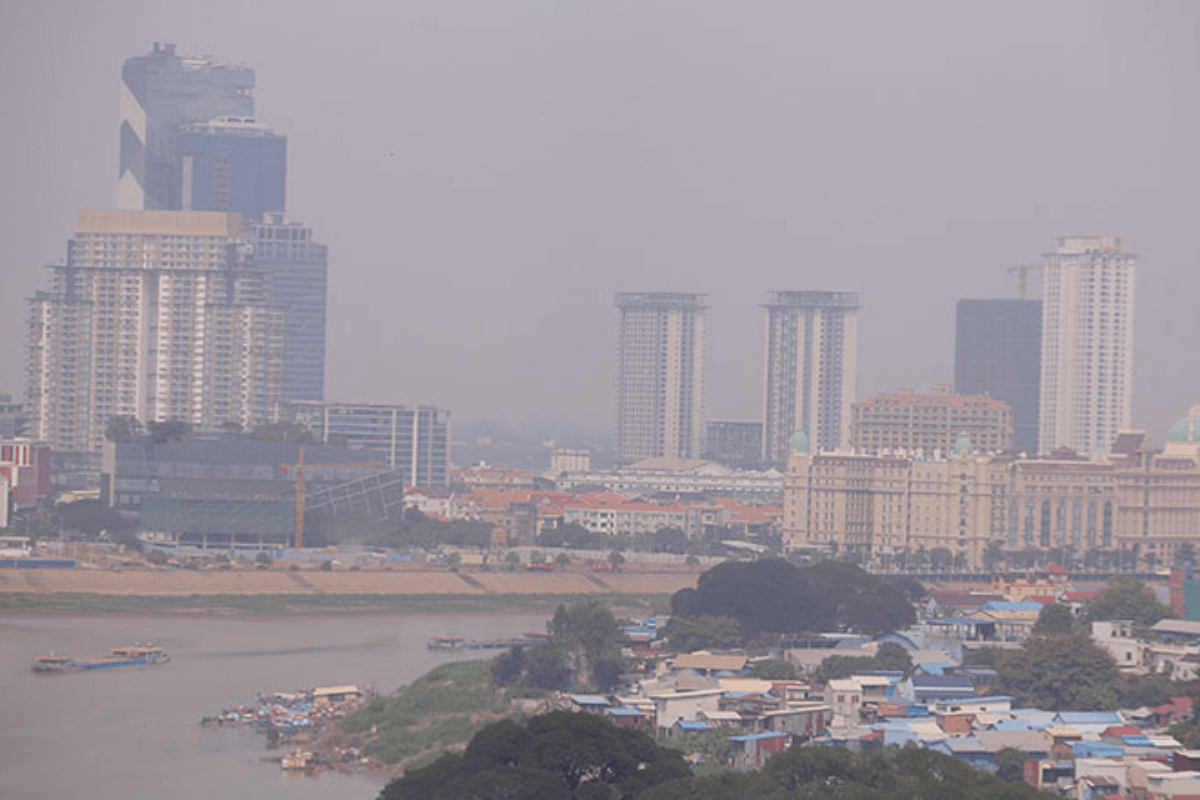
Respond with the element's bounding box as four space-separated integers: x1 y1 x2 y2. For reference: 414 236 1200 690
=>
31 644 170 673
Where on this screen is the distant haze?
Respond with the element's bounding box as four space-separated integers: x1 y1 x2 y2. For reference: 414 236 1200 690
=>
2 1 1197 441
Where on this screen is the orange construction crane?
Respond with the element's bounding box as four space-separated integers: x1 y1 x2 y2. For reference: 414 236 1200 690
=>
280 445 384 550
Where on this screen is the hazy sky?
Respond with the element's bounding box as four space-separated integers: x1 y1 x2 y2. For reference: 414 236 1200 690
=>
2 1 1197 440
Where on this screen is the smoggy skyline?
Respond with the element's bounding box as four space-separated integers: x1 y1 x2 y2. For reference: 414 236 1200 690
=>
2 1 1197 442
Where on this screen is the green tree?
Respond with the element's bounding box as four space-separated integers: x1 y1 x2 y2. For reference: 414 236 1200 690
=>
994 747 1028 782
651 527 688 555
1084 578 1173 626
1032 603 1078 636
105 415 143 443
745 658 794 680
992 633 1120 710
663 614 742 653
380 711 689 800
551 602 625 690
874 641 913 672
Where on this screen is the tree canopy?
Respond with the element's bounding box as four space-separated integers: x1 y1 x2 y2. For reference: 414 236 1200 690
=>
984 633 1121 711
378 711 690 800
1083 578 1173 627
670 559 915 645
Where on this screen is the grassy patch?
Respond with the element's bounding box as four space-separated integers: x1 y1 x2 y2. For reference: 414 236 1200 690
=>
339 659 523 766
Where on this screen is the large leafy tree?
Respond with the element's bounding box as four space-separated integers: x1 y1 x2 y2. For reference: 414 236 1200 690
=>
378 711 689 800
990 633 1120 711
1084 578 1173 626
671 559 915 644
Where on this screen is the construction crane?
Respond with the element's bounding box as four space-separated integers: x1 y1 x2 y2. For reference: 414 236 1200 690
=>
280 445 384 550
1006 264 1043 300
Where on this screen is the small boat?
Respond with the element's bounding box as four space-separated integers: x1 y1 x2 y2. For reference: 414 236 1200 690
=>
32 644 170 673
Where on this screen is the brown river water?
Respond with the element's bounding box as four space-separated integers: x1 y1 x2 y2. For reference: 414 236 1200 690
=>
0 610 551 800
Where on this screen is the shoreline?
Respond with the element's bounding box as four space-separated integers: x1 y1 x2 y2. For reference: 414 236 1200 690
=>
0 565 698 615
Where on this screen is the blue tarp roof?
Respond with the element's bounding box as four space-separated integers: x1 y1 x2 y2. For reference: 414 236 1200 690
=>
1055 711 1124 725
1073 741 1126 758
730 732 789 742
917 662 948 675
979 601 1045 611
604 707 645 717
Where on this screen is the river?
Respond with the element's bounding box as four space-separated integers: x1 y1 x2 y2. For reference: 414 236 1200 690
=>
0 610 552 800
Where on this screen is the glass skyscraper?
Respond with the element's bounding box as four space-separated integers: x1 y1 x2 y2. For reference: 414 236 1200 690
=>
119 43 255 212
250 214 328 402
180 117 286 221
954 298 1042 455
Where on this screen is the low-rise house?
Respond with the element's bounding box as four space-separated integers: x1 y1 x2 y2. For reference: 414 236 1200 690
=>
826 678 864 724
728 732 790 769
1053 711 1126 738
567 694 612 714
649 688 723 733
757 703 831 740
603 706 651 729
1092 620 1142 671
900 674 977 705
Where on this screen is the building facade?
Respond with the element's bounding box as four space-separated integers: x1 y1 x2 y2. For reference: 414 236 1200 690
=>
954 299 1041 455
120 43 255 212
26 210 285 453
784 412 1200 572
283 401 451 487
851 385 1013 456
704 421 764 469
762 291 858 463
250 214 328 402
1038 236 1136 455
179 117 286 221
614 293 707 464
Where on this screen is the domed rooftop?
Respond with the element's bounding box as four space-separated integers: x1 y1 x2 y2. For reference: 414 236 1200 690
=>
1167 406 1200 442
789 428 810 454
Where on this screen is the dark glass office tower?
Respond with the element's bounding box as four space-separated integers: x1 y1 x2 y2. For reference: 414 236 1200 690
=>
954 299 1042 455
250 214 328 402
180 118 286 221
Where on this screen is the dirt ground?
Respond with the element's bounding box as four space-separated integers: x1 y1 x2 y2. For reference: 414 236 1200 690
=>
0 564 701 597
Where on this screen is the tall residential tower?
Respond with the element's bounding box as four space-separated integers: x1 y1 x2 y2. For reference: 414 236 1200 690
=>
761 291 858 463
26 210 284 453
1038 236 1136 454
614 293 707 464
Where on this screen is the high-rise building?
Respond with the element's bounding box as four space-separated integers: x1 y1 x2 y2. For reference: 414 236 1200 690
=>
851 385 1013 455
614 293 707 464
250 214 328 402
180 117 286 221
761 291 859 463
26 210 284 453
954 299 1042 455
120 43 255 212
281 401 451 487
1038 236 1136 455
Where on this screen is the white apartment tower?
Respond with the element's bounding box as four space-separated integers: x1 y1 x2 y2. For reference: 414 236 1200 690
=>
1038 235 1136 455
614 293 707 464
26 210 284 452
762 291 859 463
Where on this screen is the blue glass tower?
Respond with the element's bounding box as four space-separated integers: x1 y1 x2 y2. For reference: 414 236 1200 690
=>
180 118 286 221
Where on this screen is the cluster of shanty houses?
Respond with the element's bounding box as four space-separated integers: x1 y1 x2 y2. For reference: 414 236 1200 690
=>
555 645 1200 796
542 584 1200 800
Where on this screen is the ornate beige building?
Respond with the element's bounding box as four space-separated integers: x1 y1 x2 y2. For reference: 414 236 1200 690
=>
784 408 1200 571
